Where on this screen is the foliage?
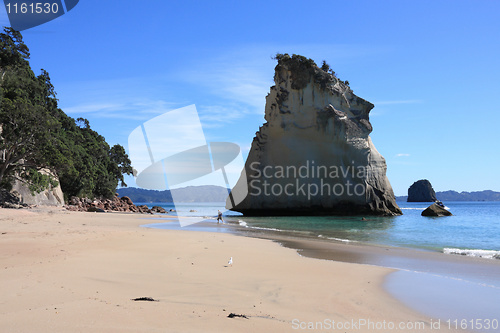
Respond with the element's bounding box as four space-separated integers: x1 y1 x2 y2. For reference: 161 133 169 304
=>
21 168 59 195
274 53 316 69
0 27 133 199
0 28 59 190
274 53 351 90
273 53 318 89
321 60 330 72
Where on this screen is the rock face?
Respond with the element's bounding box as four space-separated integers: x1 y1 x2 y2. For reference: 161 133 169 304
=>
0 188 25 208
422 203 452 217
10 170 65 207
407 179 437 202
227 54 401 216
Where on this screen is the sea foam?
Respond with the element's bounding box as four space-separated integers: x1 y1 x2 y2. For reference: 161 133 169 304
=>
443 248 500 260
318 234 353 243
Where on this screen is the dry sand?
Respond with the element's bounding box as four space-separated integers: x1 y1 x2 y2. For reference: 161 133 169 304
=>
0 207 462 332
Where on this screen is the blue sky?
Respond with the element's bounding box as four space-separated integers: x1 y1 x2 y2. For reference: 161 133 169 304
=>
1 0 499 195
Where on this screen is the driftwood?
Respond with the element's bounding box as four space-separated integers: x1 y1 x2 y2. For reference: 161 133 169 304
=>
131 297 158 302
227 313 248 319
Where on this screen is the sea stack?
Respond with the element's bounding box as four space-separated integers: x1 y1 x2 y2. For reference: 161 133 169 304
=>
227 54 401 216
407 179 437 202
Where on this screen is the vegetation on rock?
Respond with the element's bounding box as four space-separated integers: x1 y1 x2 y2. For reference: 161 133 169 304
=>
273 53 349 91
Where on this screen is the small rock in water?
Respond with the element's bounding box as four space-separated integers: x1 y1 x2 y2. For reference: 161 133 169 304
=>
421 203 452 217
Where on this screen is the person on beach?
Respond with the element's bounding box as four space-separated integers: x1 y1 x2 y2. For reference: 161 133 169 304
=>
217 210 223 224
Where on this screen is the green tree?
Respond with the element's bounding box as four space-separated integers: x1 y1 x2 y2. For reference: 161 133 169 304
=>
0 28 60 190
1 27 133 199
109 144 133 187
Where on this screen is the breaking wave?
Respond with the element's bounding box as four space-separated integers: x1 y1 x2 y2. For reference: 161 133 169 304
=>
443 248 500 260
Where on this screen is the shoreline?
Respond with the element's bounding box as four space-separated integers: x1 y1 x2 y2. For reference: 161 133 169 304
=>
0 207 477 332
146 217 500 277
233 226 500 328
147 217 500 330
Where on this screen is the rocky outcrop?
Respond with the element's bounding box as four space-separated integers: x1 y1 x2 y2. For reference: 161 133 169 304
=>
8 170 65 206
66 194 167 214
227 54 401 216
422 203 452 216
1 170 64 208
0 188 26 209
407 179 437 202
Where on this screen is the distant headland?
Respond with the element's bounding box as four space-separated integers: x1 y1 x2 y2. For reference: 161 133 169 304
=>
396 190 500 202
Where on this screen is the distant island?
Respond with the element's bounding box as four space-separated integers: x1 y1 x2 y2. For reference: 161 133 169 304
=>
116 185 229 203
396 190 500 202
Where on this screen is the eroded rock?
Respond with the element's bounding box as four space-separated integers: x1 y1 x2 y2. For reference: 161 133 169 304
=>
228 54 401 216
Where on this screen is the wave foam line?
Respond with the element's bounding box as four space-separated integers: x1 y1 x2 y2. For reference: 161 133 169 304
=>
443 248 500 260
318 234 354 243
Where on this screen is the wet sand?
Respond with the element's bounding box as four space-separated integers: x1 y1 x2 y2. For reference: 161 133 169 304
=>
150 219 500 331
230 226 500 331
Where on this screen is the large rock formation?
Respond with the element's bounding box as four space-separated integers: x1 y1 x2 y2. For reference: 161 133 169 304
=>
407 179 437 202
0 170 64 208
10 171 65 207
227 54 401 216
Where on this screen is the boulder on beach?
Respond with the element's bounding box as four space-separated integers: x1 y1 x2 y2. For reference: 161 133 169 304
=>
407 179 437 202
151 206 167 214
421 203 452 217
87 206 105 213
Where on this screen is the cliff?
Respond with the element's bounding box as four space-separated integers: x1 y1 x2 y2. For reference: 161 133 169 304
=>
227 54 401 216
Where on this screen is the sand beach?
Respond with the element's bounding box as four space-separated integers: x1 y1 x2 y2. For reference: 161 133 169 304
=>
0 207 477 332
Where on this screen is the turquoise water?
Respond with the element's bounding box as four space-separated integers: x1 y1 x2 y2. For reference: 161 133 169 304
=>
140 201 500 257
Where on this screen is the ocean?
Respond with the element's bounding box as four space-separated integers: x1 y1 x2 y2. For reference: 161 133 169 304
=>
141 201 500 259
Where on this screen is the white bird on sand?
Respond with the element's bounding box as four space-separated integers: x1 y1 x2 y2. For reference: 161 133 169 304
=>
228 257 233 267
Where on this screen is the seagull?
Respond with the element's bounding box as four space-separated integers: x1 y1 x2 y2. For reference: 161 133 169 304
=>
228 257 233 267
